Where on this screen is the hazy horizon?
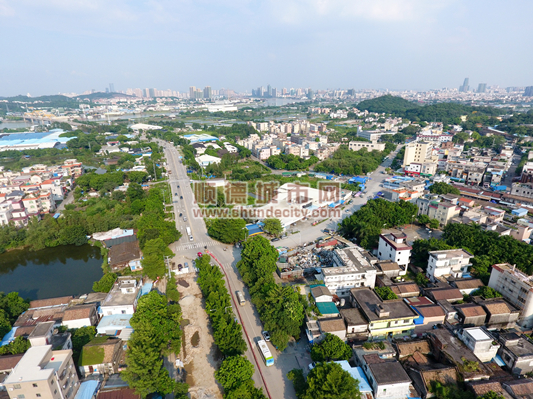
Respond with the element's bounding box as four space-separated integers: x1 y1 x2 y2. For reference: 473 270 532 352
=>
1 0 532 97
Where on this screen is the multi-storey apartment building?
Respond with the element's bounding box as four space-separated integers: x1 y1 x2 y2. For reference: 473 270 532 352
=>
426 249 474 282
377 232 411 268
319 247 377 297
489 263 533 328
4 345 79 399
403 141 433 167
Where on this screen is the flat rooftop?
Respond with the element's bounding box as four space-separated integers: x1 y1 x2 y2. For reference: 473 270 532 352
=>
5 346 69 383
493 263 533 288
368 360 412 385
333 247 375 273
464 327 492 342
351 288 417 322
101 278 141 307
429 248 474 260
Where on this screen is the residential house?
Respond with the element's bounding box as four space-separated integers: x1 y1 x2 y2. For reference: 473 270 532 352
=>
450 278 484 295
310 285 333 303
405 297 445 332
454 304 487 327
425 288 463 304
473 298 520 329
317 318 347 341
96 314 133 341
4 345 79 399
425 249 474 283
319 247 377 297
429 328 492 381
377 232 411 268
79 337 124 377
99 277 141 316
340 308 369 340
350 288 418 339
62 304 99 330
362 356 413 399
496 331 533 376
415 195 461 227
468 381 512 399
457 327 500 362
488 263 533 328
503 379 533 399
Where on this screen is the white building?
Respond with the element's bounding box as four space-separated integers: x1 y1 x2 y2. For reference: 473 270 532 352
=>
4 345 79 399
458 327 500 363
348 141 386 152
319 246 377 297
489 263 533 328
99 277 141 316
195 154 221 167
377 232 411 268
426 249 474 283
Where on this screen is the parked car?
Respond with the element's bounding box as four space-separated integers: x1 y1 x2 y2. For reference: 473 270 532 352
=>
271 237 280 242
183 217 187 222
179 213 182 217
197 252 202 257
180 196 183 199
262 331 271 341
308 362 316 371
175 193 177 196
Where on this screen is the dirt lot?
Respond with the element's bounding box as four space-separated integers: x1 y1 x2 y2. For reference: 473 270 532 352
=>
177 274 223 399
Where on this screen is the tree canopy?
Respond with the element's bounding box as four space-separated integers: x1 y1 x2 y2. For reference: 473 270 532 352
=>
208 218 248 244
340 199 418 249
429 182 461 195
375 286 398 301
311 334 353 362
266 154 319 170
289 362 362 399
122 291 186 398
262 218 283 236
314 144 395 176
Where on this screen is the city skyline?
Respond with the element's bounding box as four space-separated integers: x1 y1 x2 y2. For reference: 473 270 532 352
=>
1 1 532 96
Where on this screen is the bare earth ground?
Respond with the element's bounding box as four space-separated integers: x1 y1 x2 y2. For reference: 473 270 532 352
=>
177 274 223 399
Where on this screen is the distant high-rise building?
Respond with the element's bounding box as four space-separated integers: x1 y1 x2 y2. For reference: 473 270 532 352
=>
267 84 272 97
307 88 313 99
459 78 470 92
477 83 487 93
148 88 156 97
109 83 115 93
189 86 196 99
525 86 533 97
203 86 212 99
271 88 277 98
347 89 355 96
105 87 109 93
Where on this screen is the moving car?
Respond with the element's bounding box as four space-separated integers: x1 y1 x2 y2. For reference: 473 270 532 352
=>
179 213 182 217
262 331 271 341
180 196 183 199
271 237 280 242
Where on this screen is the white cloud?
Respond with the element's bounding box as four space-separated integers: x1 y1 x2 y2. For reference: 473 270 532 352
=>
267 0 455 23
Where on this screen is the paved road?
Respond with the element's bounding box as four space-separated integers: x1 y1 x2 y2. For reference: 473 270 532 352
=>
160 140 401 399
160 140 273 396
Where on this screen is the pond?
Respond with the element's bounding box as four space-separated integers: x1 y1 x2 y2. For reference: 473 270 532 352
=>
0 245 103 300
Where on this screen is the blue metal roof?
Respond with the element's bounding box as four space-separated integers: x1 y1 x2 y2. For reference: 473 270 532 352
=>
74 381 100 399
334 361 372 392
141 282 153 296
316 302 339 315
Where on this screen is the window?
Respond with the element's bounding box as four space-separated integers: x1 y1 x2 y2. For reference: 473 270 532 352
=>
32 385 38 388
121 310 126 314
14 385 21 390
17 395 25 399
36 395 41 398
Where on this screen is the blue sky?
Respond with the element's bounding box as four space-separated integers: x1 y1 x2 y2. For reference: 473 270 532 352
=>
0 0 532 96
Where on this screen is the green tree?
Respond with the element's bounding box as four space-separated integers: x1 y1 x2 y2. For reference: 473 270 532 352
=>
429 219 440 229
480 392 504 399
0 292 29 323
429 182 461 195
71 326 96 364
262 218 283 236
92 273 117 293
215 356 254 392
122 291 182 397
166 275 181 303
0 336 30 355
0 310 12 341
141 238 168 279
208 218 248 244
417 214 430 225
374 286 398 300
311 333 353 362
301 362 361 399
475 286 502 298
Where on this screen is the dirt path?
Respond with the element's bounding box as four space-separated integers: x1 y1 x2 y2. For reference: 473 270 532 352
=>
177 274 223 399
